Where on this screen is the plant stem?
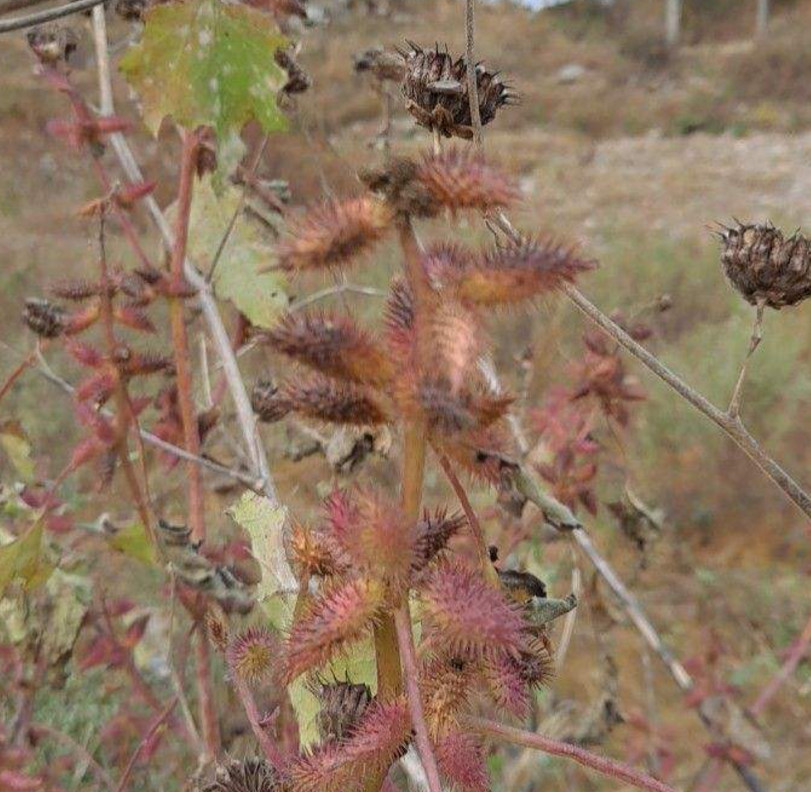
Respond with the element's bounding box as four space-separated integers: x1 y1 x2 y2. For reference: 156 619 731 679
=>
463 715 681 792
233 675 285 768
464 0 484 152
114 698 177 792
0 347 37 407
436 452 498 584
394 604 443 792
489 210 811 523
165 129 220 761
749 608 811 717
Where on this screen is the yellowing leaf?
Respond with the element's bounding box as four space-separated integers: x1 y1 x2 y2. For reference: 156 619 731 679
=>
107 523 158 566
0 522 51 596
120 0 289 138
228 491 296 603
181 175 287 328
0 421 35 482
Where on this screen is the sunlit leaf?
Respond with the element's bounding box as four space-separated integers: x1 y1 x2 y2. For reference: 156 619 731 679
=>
0 421 35 483
107 522 158 566
120 0 289 138
177 175 287 328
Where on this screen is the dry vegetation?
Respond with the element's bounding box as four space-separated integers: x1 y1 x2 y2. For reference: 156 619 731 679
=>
2 1 811 791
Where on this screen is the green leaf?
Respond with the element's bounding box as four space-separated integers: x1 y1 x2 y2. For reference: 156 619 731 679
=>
228 491 295 605
0 522 51 597
107 523 158 566
120 0 289 138
182 175 287 328
0 421 35 483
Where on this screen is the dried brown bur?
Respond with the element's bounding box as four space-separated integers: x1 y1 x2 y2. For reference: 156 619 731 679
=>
719 221 811 309
23 298 67 339
315 681 373 743
401 42 518 140
27 24 79 67
200 758 280 792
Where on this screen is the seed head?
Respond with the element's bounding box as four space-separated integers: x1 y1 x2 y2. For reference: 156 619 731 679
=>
280 375 389 427
265 311 393 387
413 509 467 572
272 197 393 273
434 730 489 792
201 759 280 792
283 577 385 681
421 561 526 658
401 42 517 140
23 298 67 338
226 626 278 684
446 238 596 306
719 221 811 308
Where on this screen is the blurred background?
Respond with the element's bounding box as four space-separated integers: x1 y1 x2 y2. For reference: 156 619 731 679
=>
2 1 811 790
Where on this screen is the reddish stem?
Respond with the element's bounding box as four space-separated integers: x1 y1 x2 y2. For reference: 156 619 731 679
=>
114 698 178 792
437 452 498 585
394 604 443 792
167 129 220 760
233 676 285 768
750 609 811 717
0 348 38 407
464 715 681 792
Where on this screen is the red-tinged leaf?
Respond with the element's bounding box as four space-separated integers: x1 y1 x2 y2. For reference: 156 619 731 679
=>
79 634 125 670
41 67 73 93
122 613 150 649
46 514 74 534
106 598 136 617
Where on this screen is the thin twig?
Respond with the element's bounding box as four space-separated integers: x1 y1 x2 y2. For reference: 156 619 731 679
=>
207 135 269 283
464 715 681 792
728 301 765 419
394 604 443 792
464 0 484 152
90 10 297 591
489 211 811 523
233 675 285 768
287 283 387 312
0 346 38 407
29 354 265 491
0 0 105 33
749 608 811 717
114 698 178 792
436 452 498 584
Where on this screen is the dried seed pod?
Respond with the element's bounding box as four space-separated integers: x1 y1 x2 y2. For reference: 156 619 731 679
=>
114 0 148 21
719 221 811 309
22 298 67 338
354 47 406 84
27 24 79 66
275 46 312 97
251 378 291 423
272 197 393 273
497 568 547 605
281 375 389 427
401 42 517 140
265 311 393 387
200 758 280 792
315 681 372 743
